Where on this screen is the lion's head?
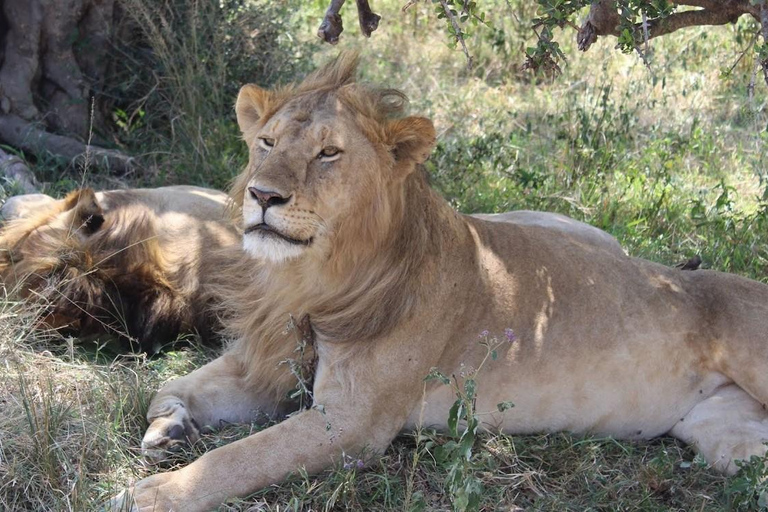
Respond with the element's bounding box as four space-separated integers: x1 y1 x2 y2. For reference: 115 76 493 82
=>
227 53 445 401
232 52 436 268
0 186 239 352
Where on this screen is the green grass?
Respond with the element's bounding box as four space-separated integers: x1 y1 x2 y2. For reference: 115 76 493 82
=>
2 0 768 510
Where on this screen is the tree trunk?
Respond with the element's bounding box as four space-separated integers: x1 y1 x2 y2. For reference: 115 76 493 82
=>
0 0 132 182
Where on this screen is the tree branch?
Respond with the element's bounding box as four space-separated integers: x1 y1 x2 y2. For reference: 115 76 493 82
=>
578 0 620 51
579 0 754 52
318 0 346 44
643 8 744 40
439 0 473 68
356 0 381 37
0 114 134 174
760 1 768 86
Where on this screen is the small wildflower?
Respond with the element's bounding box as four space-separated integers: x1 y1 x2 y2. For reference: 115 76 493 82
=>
504 328 517 342
343 462 353 470
479 329 489 338
356 459 365 469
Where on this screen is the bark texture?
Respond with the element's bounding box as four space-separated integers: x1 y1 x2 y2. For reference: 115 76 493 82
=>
0 0 133 177
579 1 763 52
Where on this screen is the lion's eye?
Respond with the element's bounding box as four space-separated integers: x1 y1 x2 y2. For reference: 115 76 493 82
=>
318 146 341 161
258 137 275 150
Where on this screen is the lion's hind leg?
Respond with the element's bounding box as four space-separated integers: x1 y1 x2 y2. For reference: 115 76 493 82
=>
670 384 768 474
142 352 290 463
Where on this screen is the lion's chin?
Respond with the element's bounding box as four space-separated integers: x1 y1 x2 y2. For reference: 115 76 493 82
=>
243 232 308 263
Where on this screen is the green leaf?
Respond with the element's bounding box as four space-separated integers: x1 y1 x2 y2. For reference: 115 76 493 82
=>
425 367 451 385
464 378 476 400
448 400 462 436
496 401 515 412
459 429 475 460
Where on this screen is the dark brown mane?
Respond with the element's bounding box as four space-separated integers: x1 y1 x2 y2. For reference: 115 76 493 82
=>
0 189 222 352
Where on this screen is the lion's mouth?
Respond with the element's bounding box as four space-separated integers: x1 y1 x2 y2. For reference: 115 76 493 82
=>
244 223 312 246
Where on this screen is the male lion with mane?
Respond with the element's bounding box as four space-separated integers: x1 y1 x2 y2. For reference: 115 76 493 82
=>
0 186 240 352
116 54 768 510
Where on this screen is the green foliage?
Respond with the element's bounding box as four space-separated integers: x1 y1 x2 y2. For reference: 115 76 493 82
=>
423 332 514 511
431 0 492 52
615 0 675 53
725 452 768 510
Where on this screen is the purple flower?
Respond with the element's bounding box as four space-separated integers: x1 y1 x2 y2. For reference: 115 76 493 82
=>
504 328 517 342
356 459 365 469
479 330 490 338
343 462 353 470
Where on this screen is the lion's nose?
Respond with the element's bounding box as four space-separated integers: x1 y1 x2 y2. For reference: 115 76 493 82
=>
248 187 291 209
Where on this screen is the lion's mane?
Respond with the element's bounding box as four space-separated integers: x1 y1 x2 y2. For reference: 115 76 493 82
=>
0 189 231 352
222 54 446 402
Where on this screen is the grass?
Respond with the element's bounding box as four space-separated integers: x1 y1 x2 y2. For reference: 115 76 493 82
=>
2 0 768 510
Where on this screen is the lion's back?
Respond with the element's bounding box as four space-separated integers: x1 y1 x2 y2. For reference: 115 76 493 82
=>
470 210 624 256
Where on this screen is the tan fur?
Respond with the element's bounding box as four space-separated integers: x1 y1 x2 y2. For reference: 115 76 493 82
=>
0 186 241 352
119 55 768 511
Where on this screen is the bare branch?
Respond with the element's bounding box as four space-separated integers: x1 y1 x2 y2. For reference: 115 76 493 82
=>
318 0 346 44
643 8 744 40
676 0 758 16
676 0 732 9
356 0 381 37
760 1 768 87
0 114 134 174
579 0 754 52
725 29 759 76
438 0 473 68
401 0 418 13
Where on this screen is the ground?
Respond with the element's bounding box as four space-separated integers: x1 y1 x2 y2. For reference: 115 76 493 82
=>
1 1 767 510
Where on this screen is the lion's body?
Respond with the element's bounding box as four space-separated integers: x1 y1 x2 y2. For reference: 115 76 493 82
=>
120 55 768 511
406 212 741 439
0 186 240 352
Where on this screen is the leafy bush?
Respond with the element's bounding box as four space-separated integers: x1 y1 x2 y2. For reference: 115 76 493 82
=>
108 0 317 188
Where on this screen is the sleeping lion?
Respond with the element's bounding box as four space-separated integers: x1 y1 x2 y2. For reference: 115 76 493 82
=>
115 54 768 510
0 186 240 352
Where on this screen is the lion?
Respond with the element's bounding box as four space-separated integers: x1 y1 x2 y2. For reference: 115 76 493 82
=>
115 54 768 511
0 185 241 353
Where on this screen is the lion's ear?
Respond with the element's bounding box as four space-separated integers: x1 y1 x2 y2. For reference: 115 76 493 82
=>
64 188 104 234
388 116 436 165
236 84 273 133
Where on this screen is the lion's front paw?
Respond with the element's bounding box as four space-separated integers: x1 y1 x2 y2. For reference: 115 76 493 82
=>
108 472 180 512
142 400 200 463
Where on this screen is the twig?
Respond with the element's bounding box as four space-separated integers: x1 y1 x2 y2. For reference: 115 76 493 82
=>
401 0 417 13
439 0 473 69
641 10 650 55
760 1 768 86
725 29 759 76
81 96 95 184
